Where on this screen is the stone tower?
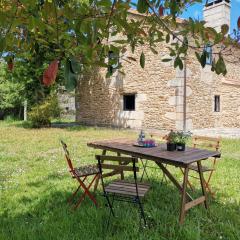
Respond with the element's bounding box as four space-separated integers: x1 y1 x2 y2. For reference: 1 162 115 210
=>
203 0 231 32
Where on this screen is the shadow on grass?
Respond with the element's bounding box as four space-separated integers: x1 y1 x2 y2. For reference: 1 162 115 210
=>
11 120 90 131
8 120 128 134
1 174 239 240
3 120 33 129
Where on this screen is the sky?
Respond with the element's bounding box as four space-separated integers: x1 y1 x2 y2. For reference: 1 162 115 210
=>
180 0 240 32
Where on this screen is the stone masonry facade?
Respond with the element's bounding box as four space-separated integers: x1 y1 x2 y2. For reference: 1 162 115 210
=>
75 10 240 131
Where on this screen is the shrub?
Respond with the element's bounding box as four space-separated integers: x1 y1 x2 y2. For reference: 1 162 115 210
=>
28 96 60 128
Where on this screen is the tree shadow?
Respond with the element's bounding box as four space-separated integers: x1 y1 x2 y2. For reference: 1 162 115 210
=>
1 172 239 240
10 120 90 131
75 69 131 129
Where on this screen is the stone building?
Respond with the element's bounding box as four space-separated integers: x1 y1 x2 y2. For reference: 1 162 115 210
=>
75 0 240 131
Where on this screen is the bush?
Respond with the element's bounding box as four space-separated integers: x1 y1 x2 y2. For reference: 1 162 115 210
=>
28 96 60 128
4 115 19 122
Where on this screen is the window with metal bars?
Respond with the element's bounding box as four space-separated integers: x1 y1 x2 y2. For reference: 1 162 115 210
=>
214 95 220 112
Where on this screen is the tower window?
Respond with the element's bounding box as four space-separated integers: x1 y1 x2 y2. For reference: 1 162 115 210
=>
123 94 135 111
204 44 213 65
214 95 220 112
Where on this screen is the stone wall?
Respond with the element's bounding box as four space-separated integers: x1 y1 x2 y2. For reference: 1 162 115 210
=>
58 89 76 121
75 68 123 126
75 13 240 131
185 48 240 129
75 40 181 130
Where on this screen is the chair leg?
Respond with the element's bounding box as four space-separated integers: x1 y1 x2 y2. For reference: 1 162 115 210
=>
106 194 115 231
140 159 150 182
104 193 115 217
117 152 124 180
205 181 215 198
74 174 99 209
137 199 147 228
93 174 100 192
68 185 81 204
197 161 208 209
180 168 194 191
204 171 215 197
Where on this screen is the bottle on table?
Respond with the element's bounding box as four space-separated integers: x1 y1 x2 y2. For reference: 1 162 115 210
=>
138 130 145 145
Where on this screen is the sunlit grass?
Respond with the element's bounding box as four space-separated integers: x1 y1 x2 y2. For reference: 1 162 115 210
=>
0 121 239 240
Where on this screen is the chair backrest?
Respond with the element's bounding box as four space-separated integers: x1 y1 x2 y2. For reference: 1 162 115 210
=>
192 136 221 152
96 155 139 172
148 132 166 142
96 155 140 196
60 140 75 173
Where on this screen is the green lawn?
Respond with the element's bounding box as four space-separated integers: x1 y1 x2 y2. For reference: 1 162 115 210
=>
0 121 239 240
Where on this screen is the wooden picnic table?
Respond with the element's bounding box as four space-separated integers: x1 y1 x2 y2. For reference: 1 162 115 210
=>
87 139 221 224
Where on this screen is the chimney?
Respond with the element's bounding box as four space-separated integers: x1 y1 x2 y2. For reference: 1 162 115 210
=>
203 0 231 33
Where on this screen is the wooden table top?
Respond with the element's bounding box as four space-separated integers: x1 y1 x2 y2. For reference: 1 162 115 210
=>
88 139 221 167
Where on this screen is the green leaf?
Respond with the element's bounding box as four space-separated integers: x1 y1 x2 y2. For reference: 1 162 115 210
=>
221 24 229 35
174 56 183 70
127 56 137 62
106 71 111 78
178 59 183 70
168 47 176 56
211 58 216 72
166 33 170 43
140 52 145 69
150 47 158 55
64 59 77 92
200 51 207 68
70 58 81 74
195 52 201 63
162 58 172 62
0 37 6 53
194 40 201 48
137 0 148 13
215 55 227 75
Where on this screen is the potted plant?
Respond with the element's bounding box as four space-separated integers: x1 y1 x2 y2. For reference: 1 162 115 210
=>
165 130 177 151
175 131 192 151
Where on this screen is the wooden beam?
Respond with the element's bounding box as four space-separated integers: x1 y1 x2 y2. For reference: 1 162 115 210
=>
184 196 206 211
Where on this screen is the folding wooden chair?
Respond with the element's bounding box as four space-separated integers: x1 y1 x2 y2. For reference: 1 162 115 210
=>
96 155 150 229
61 140 100 209
185 136 221 197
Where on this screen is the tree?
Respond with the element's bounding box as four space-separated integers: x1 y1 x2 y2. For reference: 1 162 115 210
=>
0 52 62 118
0 62 25 111
0 0 239 90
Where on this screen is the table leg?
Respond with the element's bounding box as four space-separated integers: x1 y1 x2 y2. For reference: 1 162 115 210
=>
197 161 208 209
179 166 189 224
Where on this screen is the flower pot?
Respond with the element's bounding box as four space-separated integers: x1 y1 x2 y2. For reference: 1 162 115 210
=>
176 143 185 151
167 143 176 151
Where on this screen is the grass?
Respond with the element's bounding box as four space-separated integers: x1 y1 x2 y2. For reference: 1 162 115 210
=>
0 121 239 240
